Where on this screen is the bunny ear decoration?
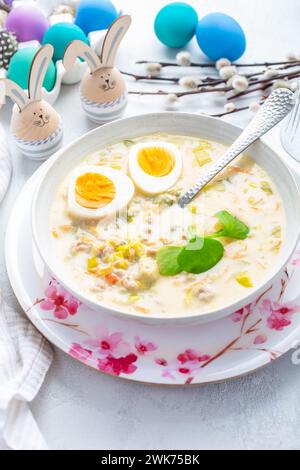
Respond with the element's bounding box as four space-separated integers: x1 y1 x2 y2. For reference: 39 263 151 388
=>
63 40 101 73
0 78 29 111
28 44 54 102
100 15 131 67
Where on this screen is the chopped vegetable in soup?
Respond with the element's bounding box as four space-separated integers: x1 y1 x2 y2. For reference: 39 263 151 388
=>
50 134 285 317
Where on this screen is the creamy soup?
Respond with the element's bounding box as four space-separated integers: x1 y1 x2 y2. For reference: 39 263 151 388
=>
50 134 284 317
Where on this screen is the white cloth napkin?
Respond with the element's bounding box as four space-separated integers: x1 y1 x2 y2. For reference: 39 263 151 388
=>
0 124 53 450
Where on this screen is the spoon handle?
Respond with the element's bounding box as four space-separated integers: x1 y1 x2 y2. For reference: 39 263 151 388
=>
178 88 294 208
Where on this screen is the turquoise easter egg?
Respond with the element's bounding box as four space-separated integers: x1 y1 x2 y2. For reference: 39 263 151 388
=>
8 46 56 92
154 2 198 48
196 13 246 61
42 22 89 62
75 0 118 35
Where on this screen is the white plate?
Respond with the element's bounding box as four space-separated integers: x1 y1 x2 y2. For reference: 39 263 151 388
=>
31 113 300 323
5 166 300 385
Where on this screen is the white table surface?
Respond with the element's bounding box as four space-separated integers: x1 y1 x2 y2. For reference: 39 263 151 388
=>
1 0 300 450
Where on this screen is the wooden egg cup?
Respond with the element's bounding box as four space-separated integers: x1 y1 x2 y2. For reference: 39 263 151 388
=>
63 15 131 123
0 44 63 160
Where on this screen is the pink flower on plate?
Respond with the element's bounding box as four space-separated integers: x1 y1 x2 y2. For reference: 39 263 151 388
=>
85 326 131 358
155 358 168 367
69 343 92 362
231 307 244 323
97 353 138 376
254 334 267 345
178 366 191 375
260 299 300 331
134 336 157 355
291 250 300 266
230 303 252 323
160 361 197 382
40 283 80 319
176 360 202 378
177 349 210 364
272 303 300 316
267 313 291 331
156 348 211 383
177 349 198 363
162 368 175 380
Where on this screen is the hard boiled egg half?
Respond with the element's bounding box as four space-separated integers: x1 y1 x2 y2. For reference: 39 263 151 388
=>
68 165 135 219
128 142 182 194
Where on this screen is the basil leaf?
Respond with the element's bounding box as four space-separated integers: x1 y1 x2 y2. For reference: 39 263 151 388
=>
212 210 249 240
178 236 224 274
156 246 183 276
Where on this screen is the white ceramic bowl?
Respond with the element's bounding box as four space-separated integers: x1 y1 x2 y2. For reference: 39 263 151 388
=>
31 113 300 324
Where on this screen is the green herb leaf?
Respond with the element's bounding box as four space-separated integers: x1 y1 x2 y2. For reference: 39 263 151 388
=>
177 236 224 274
156 246 183 276
212 210 249 240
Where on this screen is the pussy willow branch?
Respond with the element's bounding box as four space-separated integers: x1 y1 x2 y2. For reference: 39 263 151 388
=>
129 58 300 119
227 70 300 100
129 69 300 100
122 61 300 89
212 105 249 118
122 70 227 88
121 71 178 83
212 68 300 116
136 59 300 69
212 99 266 118
228 83 273 101
121 70 226 86
129 85 231 97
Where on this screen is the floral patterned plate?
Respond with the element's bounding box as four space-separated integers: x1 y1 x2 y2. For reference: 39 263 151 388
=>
5 168 300 385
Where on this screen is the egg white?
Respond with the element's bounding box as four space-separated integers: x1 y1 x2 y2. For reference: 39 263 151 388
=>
68 165 135 219
128 141 182 194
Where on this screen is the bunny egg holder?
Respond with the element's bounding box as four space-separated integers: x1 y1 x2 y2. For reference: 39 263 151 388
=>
63 15 131 123
0 15 131 158
0 44 63 160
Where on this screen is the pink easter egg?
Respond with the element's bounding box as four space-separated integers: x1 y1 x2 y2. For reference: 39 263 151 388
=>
6 6 49 43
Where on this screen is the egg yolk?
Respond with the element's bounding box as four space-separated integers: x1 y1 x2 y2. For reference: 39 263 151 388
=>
137 147 175 177
75 172 116 209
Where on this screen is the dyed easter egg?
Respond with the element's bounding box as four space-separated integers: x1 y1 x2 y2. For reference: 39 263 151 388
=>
5 6 49 43
75 0 118 35
8 47 56 92
42 22 89 62
154 2 198 48
196 13 246 61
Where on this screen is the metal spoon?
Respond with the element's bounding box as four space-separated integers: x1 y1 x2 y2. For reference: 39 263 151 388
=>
178 88 295 208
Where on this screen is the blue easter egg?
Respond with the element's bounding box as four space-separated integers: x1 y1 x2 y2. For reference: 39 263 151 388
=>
196 13 246 61
42 22 89 62
154 2 198 48
75 0 118 35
